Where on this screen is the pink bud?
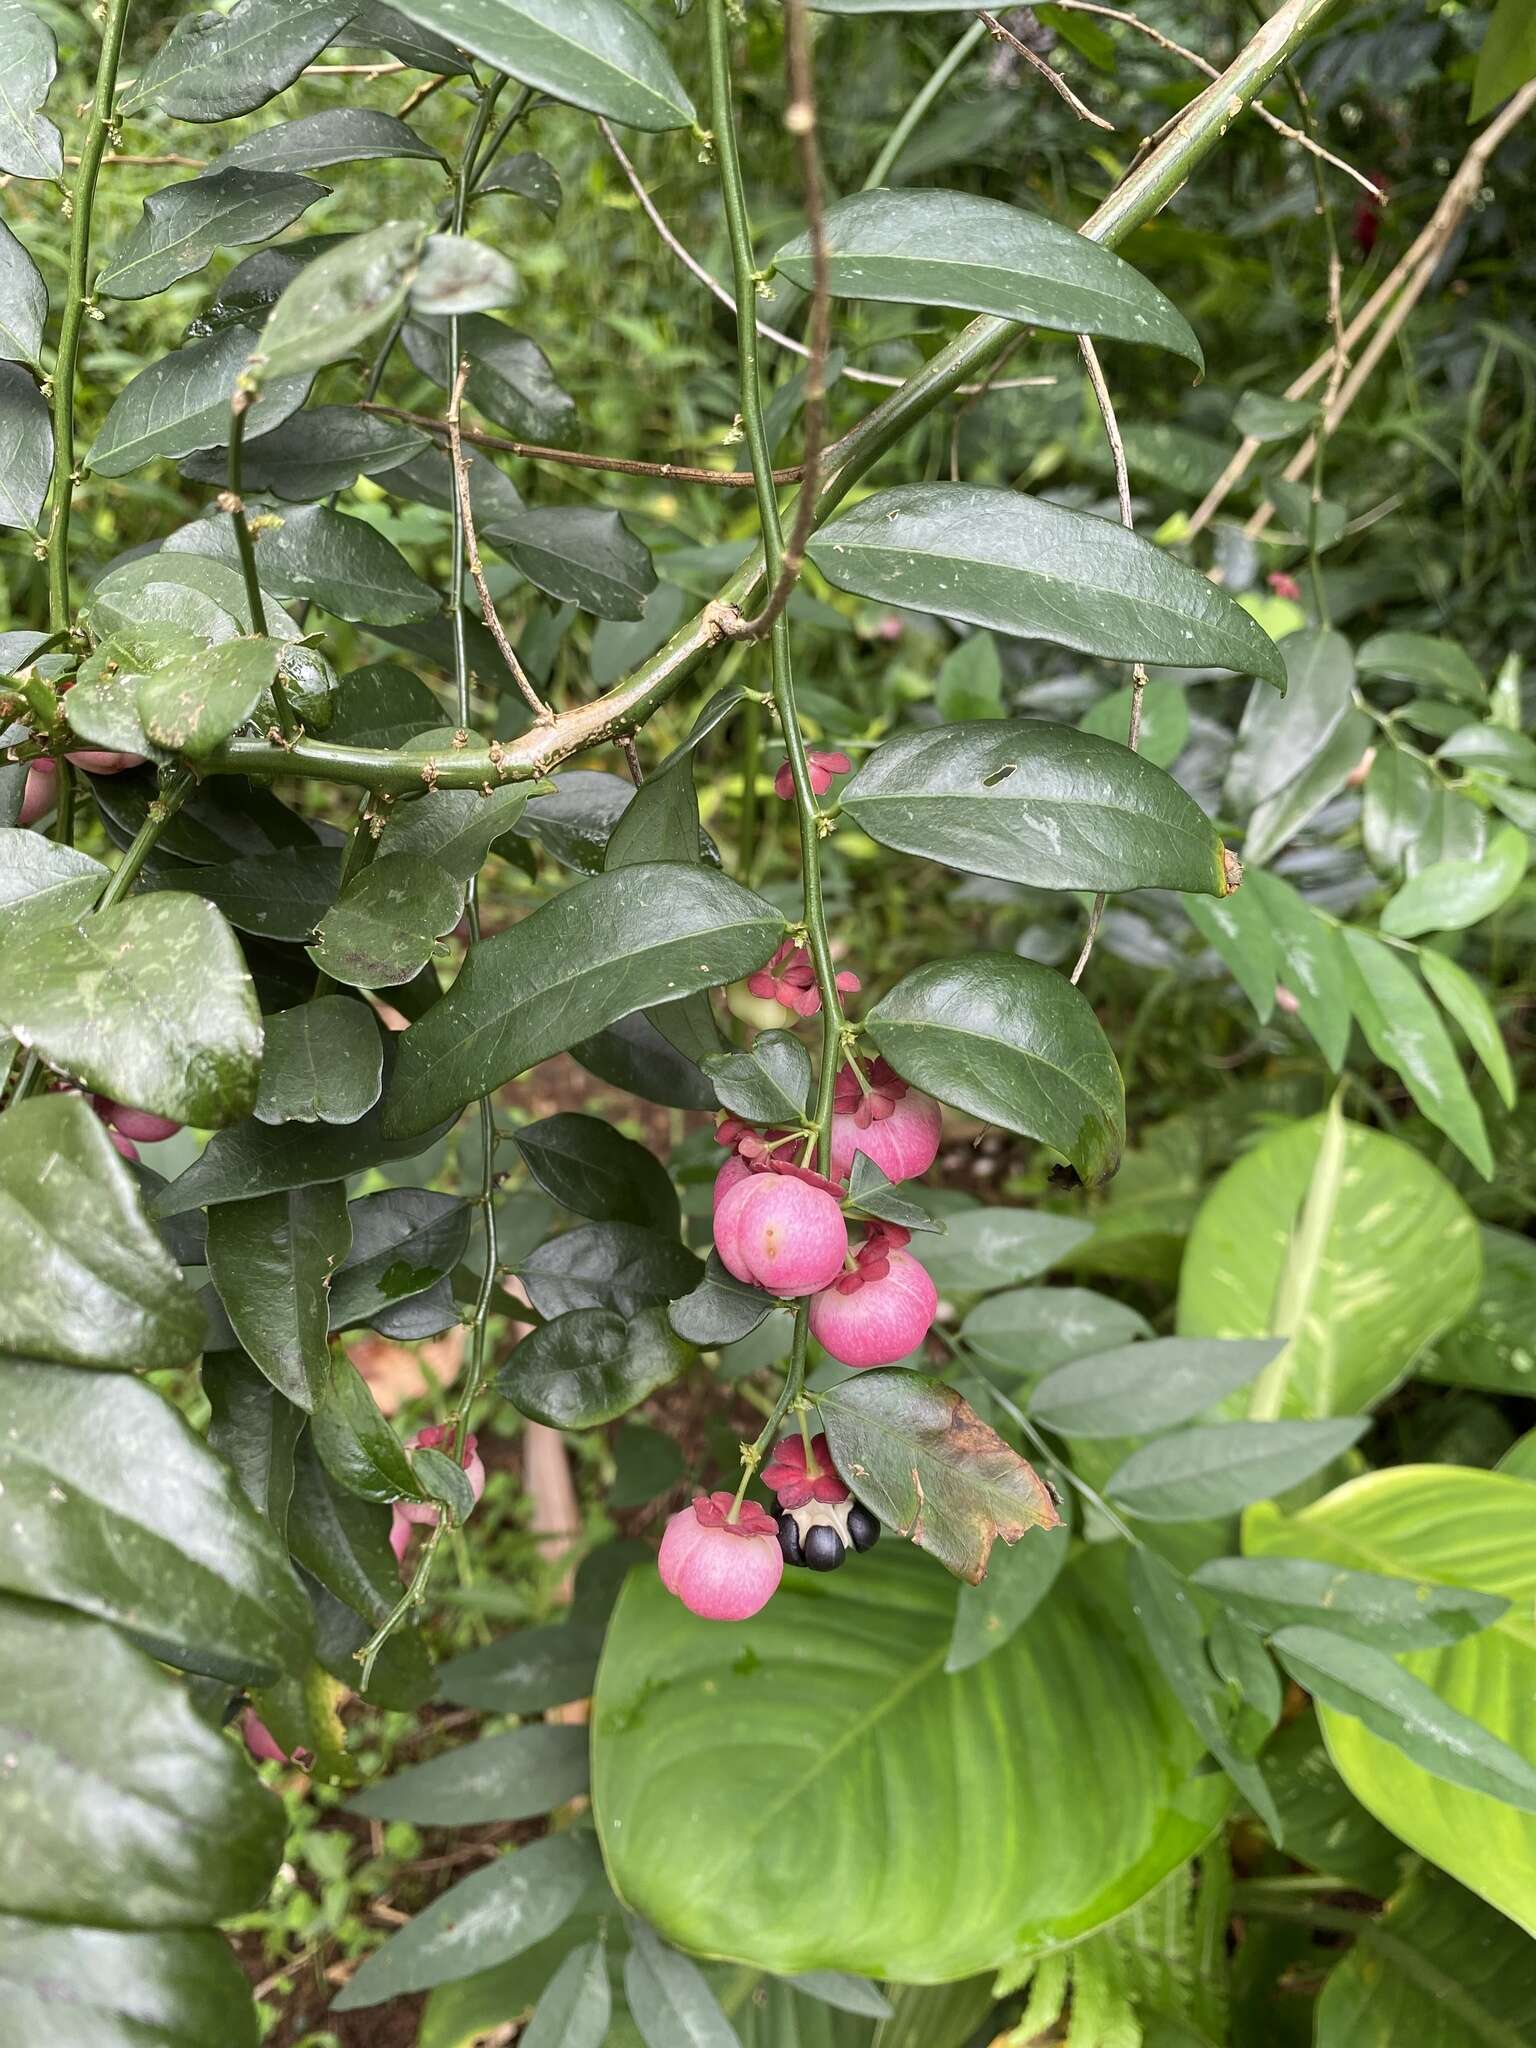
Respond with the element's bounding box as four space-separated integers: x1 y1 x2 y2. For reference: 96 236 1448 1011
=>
712 1172 848 1295
94 1097 183 1143
773 750 851 802
762 1431 849 1508
389 1425 487 1564
810 1243 938 1369
66 748 144 774
658 1492 783 1620
829 1058 942 1183
108 1130 140 1162
1267 571 1302 602
746 941 860 1021
242 1709 309 1767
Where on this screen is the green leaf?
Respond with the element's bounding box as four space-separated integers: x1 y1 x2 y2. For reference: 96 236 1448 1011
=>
946 1513 1070 1673
0 1918 259 2048
512 1112 680 1231
1422 1224 1536 1393
1267 477 1345 551
1191 1556 1508 1650
1341 928 1492 1177
333 1833 600 2008
1106 1419 1366 1522
378 760 531 881
181 403 428 500
701 1030 812 1125
1363 746 1437 881
1030 1338 1283 1438
205 1348 303 1534
1242 869 1352 1069
1439 723 1536 785
819 1369 1058 1582
0 1356 312 1686
592 1545 1223 1979
1473 0 1536 119
1079 678 1189 769
1417 950 1517 1111
864 954 1124 1187
350 1725 589 1825
0 1094 204 1369
136 635 277 756
97 168 327 301
1244 705 1374 867
960 1285 1151 1380
1184 887 1277 1023
251 221 428 384
841 719 1228 895
402 314 575 445
411 232 521 315
480 149 562 219
254 995 384 1125
311 1352 428 1504
1380 822 1528 937
82 549 299 644
774 189 1201 365
68 623 201 756
668 1254 777 1348
935 632 1002 721
484 503 657 622
625 1920 741 2048
211 106 446 173
913 1209 1091 1293
328 659 446 748
1358 631 1485 704
1178 1110 1482 1418
1232 390 1317 442
153 1090 456 1214
0 892 264 1126
518 1222 700 1320
307 852 462 989
1257 1714 1408 1894
383 864 785 1137
0 1595 282 1926
0 219 46 365
522 1941 611 2048
437 1622 605 1714
145 843 342 945
806 485 1283 685
123 0 357 119
206 1184 353 1409
167 501 437 625
572 1009 717 1110
0 361 50 532
383 0 696 131
0 829 106 941
500 1305 688 1428
327 1187 471 1332
0 4 60 180
515 771 633 874
1226 628 1353 814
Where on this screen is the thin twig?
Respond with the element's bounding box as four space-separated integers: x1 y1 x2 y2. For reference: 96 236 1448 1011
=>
618 734 644 786
360 401 805 485
64 150 205 167
730 0 830 641
598 117 1053 397
949 328 1029 480
397 72 450 120
446 356 551 723
980 12 1115 131
301 61 405 77
1071 335 1147 986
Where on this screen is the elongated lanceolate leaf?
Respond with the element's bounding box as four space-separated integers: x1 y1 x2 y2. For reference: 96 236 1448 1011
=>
207 1184 353 1409
96 168 328 301
88 325 312 480
1107 1418 1366 1521
124 0 358 121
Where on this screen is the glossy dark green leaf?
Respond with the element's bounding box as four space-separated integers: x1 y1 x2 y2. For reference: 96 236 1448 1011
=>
385 0 696 130
307 852 462 989
865 953 1124 1187
205 1348 303 1535
351 1725 589 1824
0 892 263 1125
403 312 575 444
486 504 657 622
153 1091 455 1215
513 1112 679 1231
0 219 46 365
0 361 50 532
806 485 1283 685
124 0 357 120
1358 631 1484 704
167 501 437 625
349 0 472 71
501 1304 689 1428
572 1007 717 1110
212 106 445 173
146 843 342 944
777 189 1200 364
1106 1418 1366 1522
329 660 446 748
1226 628 1353 814
327 1186 471 1331
0 1917 260 2048
668 1253 777 1347
97 168 327 301
1341 928 1492 1178
1029 1337 1283 1438
437 1622 606 1713
702 1030 812 1125
0 1094 203 1368
1191 1557 1508 1650
482 149 562 218
83 549 298 644
206 1183 352 1409
844 1152 941 1235
0 1356 312 1686
0 1596 283 1926
135 634 277 757
1268 477 1345 551
254 995 384 1125
625 1920 741 2048
0 5 60 180
334 1833 599 2008
519 1222 700 1320
522 1940 610 2048
1380 822 1527 937
945 1512 1070 1674
0 829 105 941
1418 950 1517 1112
181 403 428 500
251 221 428 384
411 232 520 315
819 1369 1059 1583
384 864 784 1136
1243 869 1352 1069
913 1209 1089 1292
89 770 326 870
515 772 633 874
376 747 531 881
1272 1624 1536 1812
312 1352 429 1503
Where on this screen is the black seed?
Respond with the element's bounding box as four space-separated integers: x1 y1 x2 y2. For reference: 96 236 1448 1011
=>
803 1524 845 1572
777 1510 804 1567
847 1504 880 1552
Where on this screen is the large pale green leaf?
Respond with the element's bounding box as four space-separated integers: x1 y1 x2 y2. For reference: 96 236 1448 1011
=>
1245 1464 1536 1934
0 1596 282 1927
385 0 696 130
0 893 264 1126
97 168 327 300
805 486 1283 685
912 1210 1090 1294
1191 1556 1507 1651
206 1183 352 1409
88 326 313 480
0 361 50 533
0 830 106 941
1341 929 1492 1178
0 1357 312 1687
123 0 357 120
1380 822 1528 937
0 1917 260 2048
840 720 1228 895
592 1546 1224 1980
82 550 298 644
250 221 428 384
382 864 784 1137
774 190 1200 364
960 1286 1151 1380
0 1094 204 1369
1176 1112 1481 1418
0 4 61 180
864 954 1124 1187
1421 1224 1536 1393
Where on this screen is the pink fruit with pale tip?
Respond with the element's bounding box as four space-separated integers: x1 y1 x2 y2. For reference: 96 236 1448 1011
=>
712 1172 848 1295
95 1097 183 1143
810 1247 938 1369
829 1057 943 1184
658 1492 783 1620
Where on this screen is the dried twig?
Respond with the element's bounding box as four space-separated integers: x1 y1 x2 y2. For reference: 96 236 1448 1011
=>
618 734 644 786
397 72 450 120
980 11 1115 132
446 357 551 723
361 400 806 486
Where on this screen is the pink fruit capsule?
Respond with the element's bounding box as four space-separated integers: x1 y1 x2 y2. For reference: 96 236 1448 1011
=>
810 1246 938 1369
658 1492 783 1620
829 1057 943 1184
94 1097 183 1143
712 1172 848 1296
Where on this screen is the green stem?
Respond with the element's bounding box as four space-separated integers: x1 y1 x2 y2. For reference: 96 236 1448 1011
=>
44 0 134 633
98 769 195 909
862 19 985 190
737 694 763 886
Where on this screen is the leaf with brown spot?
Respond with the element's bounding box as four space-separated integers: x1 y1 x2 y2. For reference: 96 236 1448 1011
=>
818 1369 1058 1584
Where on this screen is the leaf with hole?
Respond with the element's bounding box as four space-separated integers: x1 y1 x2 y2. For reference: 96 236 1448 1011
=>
326 1187 471 1332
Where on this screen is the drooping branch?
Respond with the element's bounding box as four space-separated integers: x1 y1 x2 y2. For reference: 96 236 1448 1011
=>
980 11 1115 132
